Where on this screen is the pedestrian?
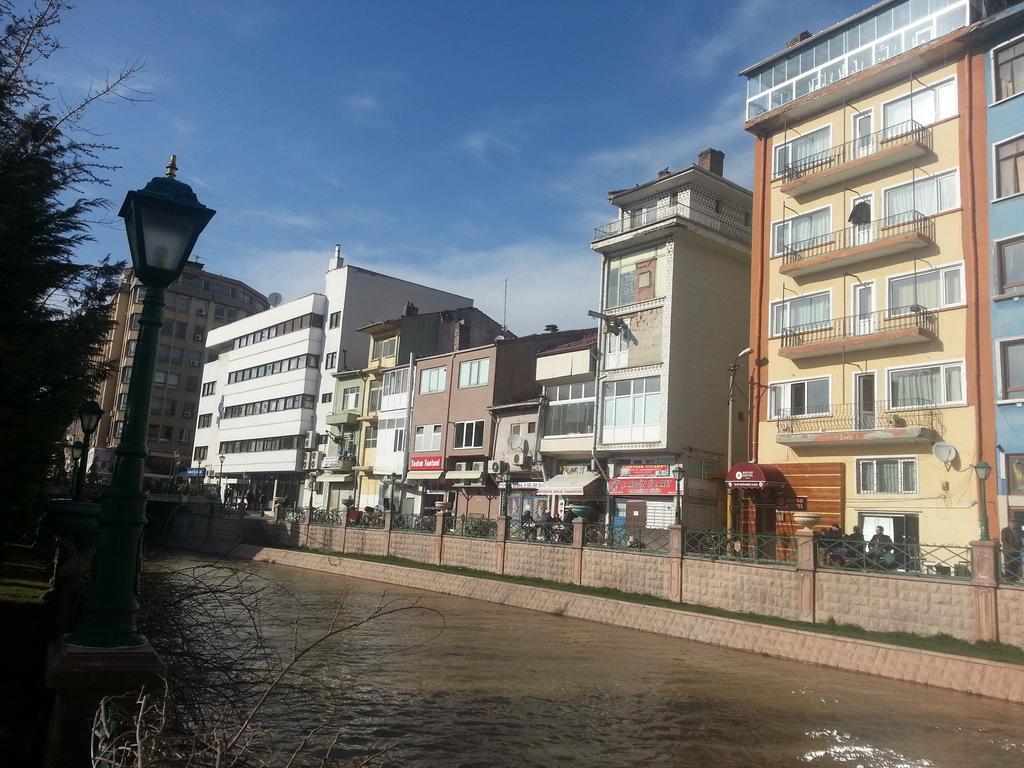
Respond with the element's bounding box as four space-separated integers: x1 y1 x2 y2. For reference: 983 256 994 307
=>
869 525 895 567
1001 524 1022 582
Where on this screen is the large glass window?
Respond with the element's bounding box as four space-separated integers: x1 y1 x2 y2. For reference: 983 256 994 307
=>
996 137 1024 199
769 378 830 419
882 79 957 133
420 366 447 394
341 386 360 411
998 237 1024 295
458 358 490 388
772 209 831 255
454 420 485 449
888 362 964 407
887 264 962 314
601 376 661 443
605 247 663 309
995 39 1024 101
884 171 959 221
1008 454 1024 495
378 417 406 452
773 127 830 177
545 381 596 437
382 368 408 396
414 424 442 451
857 458 918 494
770 292 830 336
371 336 397 359
1001 340 1024 399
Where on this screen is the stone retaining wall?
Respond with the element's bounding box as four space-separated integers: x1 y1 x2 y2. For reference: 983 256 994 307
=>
389 531 436 564
999 585 1024 648
342 527 388 557
581 549 673 600
504 542 573 582
441 536 496 572
680 558 803 621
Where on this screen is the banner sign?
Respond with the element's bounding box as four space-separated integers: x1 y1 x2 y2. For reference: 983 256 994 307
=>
608 476 680 496
409 454 443 471
619 463 670 477
775 496 808 512
186 467 206 478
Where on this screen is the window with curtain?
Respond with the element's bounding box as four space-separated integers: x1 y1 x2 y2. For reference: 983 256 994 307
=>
995 39 1024 101
888 362 963 407
998 237 1024 294
884 171 958 222
769 378 829 419
1001 340 1024 399
1008 454 1024 495
770 292 831 335
882 79 956 135
773 127 830 177
773 208 831 255
857 458 917 493
887 263 962 314
996 137 1024 199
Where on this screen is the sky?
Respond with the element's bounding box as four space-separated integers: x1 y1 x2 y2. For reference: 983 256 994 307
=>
41 0 868 333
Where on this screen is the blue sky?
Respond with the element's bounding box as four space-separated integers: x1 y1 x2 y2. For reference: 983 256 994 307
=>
45 0 867 333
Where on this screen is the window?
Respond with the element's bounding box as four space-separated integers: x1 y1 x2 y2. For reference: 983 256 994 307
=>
197 413 212 428
372 336 397 359
414 424 442 451
882 79 957 133
364 425 378 449
770 292 830 336
118 393 128 410
368 380 382 412
115 420 125 438
194 446 208 461
888 362 964 407
605 319 631 369
153 371 180 388
998 237 1024 295
175 294 191 312
769 378 830 419
601 376 661 432
230 313 323 350
329 311 341 329
221 394 315 419
324 352 337 370
995 39 1024 101
321 392 333 403
545 381 596 436
219 434 304 454
378 417 406 452
605 247 662 309
341 386 360 410
888 264 963 314
458 358 490 388
420 366 447 394
126 339 136 356
382 368 408 396
227 353 320 384
186 376 199 393
121 366 133 383
1001 340 1024 399
772 208 831 255
996 137 1024 199
1008 454 1024 495
857 458 918 494
773 126 830 177
454 420 485 449
884 171 959 221
201 381 216 396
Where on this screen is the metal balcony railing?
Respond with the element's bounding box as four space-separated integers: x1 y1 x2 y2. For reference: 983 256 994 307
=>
593 202 751 245
775 398 944 435
780 212 934 267
774 120 932 183
779 306 937 350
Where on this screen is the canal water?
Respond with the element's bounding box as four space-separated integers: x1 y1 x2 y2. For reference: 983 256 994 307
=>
152 555 1023 767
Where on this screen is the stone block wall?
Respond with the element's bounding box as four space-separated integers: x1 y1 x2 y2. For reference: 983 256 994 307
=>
679 558 803 621
581 549 673 599
816 571 977 640
273 522 304 549
441 536 496 572
503 542 573 583
390 531 436 564
306 524 343 553
997 585 1024 648
342 528 388 557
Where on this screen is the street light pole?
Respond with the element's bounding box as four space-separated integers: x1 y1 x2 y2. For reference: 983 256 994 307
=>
726 347 752 534
69 441 84 497
219 453 226 502
74 400 103 501
671 464 685 526
500 466 512 518
975 460 992 541
389 471 399 514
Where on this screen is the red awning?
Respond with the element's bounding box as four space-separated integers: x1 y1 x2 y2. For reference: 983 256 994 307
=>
725 462 787 490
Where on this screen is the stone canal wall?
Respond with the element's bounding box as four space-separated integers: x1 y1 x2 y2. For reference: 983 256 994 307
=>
162 510 1024 651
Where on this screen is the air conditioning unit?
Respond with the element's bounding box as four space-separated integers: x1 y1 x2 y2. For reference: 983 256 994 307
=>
305 429 318 449
512 452 525 467
193 333 204 342
189 360 200 368
183 410 193 419
305 450 323 470
196 306 207 316
488 460 502 474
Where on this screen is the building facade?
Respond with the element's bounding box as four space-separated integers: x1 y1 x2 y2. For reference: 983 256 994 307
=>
590 151 753 531
739 0 1008 546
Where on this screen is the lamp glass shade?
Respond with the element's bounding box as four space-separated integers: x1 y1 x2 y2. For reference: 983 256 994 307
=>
71 441 84 460
975 460 992 481
78 400 103 434
671 465 685 482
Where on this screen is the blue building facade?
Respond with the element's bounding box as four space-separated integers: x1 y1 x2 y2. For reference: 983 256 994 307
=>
981 5 1024 538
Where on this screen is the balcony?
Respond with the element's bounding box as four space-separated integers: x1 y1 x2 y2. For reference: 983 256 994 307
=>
778 121 932 197
775 399 943 448
326 408 359 426
778 307 937 360
593 201 751 247
779 213 934 278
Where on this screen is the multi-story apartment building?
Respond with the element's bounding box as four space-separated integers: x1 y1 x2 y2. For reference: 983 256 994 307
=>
738 0 1011 546
590 150 753 531
192 251 471 510
89 261 269 476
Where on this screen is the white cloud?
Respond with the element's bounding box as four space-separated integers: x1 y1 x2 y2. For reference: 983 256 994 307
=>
347 94 381 116
460 130 516 161
239 208 319 230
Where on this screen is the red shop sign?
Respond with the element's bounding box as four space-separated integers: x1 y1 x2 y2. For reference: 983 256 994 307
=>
409 454 442 471
620 463 670 477
608 476 679 496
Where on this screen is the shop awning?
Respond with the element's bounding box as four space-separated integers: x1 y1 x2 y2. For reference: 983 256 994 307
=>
406 470 445 481
446 470 485 481
316 473 352 484
725 462 787 490
535 471 601 496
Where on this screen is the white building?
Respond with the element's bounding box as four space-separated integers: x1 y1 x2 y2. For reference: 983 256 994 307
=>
193 249 470 511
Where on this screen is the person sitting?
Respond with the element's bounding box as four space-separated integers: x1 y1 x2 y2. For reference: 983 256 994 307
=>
538 509 553 540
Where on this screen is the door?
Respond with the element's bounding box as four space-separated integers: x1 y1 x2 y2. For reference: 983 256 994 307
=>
853 282 875 336
625 500 647 533
853 111 873 158
855 373 876 429
851 195 873 246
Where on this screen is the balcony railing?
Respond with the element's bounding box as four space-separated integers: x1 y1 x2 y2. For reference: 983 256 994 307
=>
775 398 944 436
775 120 932 184
593 201 751 245
779 306 937 353
780 212 934 271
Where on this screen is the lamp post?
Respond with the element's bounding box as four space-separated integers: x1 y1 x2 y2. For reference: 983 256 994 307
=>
307 470 318 514
67 157 215 648
218 453 226 502
74 400 103 501
389 471 399 514
726 347 752 534
500 465 512 518
671 464 685 525
975 460 992 541
69 441 84 495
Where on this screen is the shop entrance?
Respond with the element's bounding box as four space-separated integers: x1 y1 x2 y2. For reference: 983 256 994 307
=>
625 500 647 531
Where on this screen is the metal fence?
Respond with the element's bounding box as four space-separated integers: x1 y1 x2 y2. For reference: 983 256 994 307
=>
683 530 797 565
817 538 972 579
593 201 752 245
1000 548 1023 583
583 523 670 555
775 398 944 436
347 509 385 529
780 211 934 268
391 513 437 534
310 507 346 526
445 516 498 540
508 518 573 545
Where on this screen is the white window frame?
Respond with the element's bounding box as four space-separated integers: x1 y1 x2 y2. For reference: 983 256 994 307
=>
995 231 1024 296
992 129 1024 202
419 366 447 394
382 368 408 397
458 358 490 389
341 386 360 411
414 424 442 452
599 375 662 444
881 169 960 220
768 289 832 337
856 456 918 494
885 261 964 316
771 205 832 257
880 77 957 131
767 376 831 420
772 125 831 178
886 359 966 409
453 420 485 449
996 334 1024 402
371 336 397 360
991 32 1024 105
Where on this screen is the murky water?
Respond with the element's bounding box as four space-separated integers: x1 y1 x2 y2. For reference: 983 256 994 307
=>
152 554 1023 767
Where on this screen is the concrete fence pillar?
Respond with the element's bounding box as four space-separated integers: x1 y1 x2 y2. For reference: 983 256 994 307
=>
571 518 586 585
795 528 816 624
668 524 683 603
495 515 509 574
433 512 446 565
971 540 1000 642
384 509 393 557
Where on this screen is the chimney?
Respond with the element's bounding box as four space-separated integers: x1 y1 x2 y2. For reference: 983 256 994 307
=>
544 324 559 333
453 318 469 351
697 148 725 177
787 30 812 48
328 243 344 271
403 302 418 317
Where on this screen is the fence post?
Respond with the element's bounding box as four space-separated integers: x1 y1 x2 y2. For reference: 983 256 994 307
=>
338 510 348 554
301 507 311 549
433 512 446 565
495 515 509 575
795 528 816 624
970 539 1000 642
384 509 393 557
571 518 585 585
668 524 683 602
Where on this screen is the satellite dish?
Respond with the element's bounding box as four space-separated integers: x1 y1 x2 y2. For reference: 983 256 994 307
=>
932 442 957 466
268 292 283 307
507 434 525 451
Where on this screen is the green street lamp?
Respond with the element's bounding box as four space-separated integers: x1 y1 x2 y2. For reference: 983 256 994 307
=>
671 464 685 526
74 401 103 501
69 440 84 493
67 157 215 648
975 460 992 542
500 465 512 518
